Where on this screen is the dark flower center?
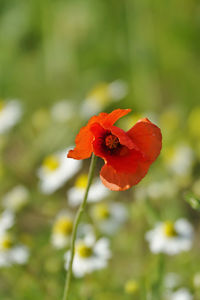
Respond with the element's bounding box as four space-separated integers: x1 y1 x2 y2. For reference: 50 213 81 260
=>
105 134 120 149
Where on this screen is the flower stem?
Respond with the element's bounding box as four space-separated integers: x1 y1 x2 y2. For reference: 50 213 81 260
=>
62 153 97 300
151 254 165 300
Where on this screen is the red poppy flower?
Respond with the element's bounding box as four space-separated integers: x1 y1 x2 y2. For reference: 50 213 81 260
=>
68 109 162 191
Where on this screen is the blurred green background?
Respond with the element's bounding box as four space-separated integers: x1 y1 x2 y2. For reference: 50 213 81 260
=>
1 0 200 110
0 0 200 299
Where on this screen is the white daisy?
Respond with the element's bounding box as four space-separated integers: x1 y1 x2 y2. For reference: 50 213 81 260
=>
0 233 29 267
145 219 193 255
0 99 22 134
81 80 128 118
90 202 127 235
169 288 193 300
2 185 29 212
64 233 111 277
0 210 15 234
51 100 76 123
37 148 82 194
76 223 95 240
51 211 73 249
146 179 178 200
164 144 194 176
107 79 128 101
164 273 181 289
67 174 109 207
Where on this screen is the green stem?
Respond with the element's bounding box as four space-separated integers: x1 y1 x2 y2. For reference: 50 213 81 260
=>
151 254 165 300
62 153 97 300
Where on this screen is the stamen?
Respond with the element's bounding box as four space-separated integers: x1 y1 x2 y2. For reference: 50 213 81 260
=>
43 155 59 171
77 243 93 258
93 203 110 220
53 218 73 235
105 134 119 149
0 235 13 250
163 221 177 237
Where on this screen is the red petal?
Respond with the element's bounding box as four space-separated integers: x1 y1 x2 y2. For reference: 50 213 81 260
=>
91 122 141 173
90 123 135 150
127 118 162 162
110 126 136 150
100 162 150 191
102 109 131 128
67 126 93 159
68 109 132 160
67 113 108 159
105 149 143 173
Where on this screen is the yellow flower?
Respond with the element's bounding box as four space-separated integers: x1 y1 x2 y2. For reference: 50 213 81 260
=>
163 221 177 237
124 279 139 295
93 203 110 220
0 235 13 250
43 155 60 172
75 174 88 189
76 243 93 258
53 217 73 236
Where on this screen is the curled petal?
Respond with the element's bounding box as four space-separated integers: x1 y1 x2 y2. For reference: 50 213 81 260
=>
91 123 142 173
90 123 135 150
110 126 136 150
68 113 108 159
127 118 162 162
100 162 150 191
67 109 131 160
67 125 93 159
102 109 131 128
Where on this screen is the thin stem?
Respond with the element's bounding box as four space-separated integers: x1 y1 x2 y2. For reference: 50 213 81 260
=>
151 254 165 300
62 153 97 300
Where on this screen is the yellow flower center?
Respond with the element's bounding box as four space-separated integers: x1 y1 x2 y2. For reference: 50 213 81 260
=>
163 221 177 237
75 174 88 189
43 155 59 172
0 100 5 112
53 218 73 235
93 203 110 220
77 243 93 258
125 280 139 295
0 236 13 250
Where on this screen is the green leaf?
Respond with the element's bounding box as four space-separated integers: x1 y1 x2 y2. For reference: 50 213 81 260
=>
185 192 200 211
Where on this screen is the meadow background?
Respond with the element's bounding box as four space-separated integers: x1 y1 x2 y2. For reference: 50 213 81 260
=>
0 0 200 299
